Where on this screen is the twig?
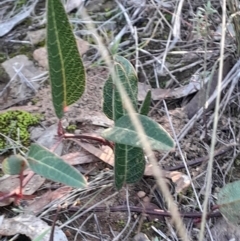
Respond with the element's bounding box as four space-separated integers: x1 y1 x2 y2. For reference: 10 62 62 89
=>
63 133 114 148
49 206 61 241
166 144 235 171
68 205 221 219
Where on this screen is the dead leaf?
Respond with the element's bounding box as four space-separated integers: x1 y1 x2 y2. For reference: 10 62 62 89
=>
144 164 190 193
138 78 219 101
0 214 68 241
51 186 72 201
78 142 114 166
164 171 190 193
23 174 45 195
79 143 190 193
0 174 45 206
27 186 72 214
26 190 53 214
0 176 18 206
77 112 114 127
61 151 96 165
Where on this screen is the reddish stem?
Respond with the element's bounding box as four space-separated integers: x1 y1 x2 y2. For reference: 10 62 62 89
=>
64 133 114 149
57 119 65 136
0 171 35 203
68 205 221 219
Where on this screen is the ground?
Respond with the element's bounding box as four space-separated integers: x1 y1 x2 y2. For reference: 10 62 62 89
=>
0 0 240 241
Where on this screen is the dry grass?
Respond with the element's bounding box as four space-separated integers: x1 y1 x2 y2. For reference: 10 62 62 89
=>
1 0 240 240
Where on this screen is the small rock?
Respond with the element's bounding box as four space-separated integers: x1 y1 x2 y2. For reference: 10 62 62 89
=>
61 118 69 129
33 38 89 70
65 0 83 13
76 37 89 55
36 123 63 156
30 126 45 141
137 191 146 199
74 129 81 135
2 55 43 84
142 196 150 203
27 29 46 45
133 232 150 241
1 55 44 106
33 47 48 70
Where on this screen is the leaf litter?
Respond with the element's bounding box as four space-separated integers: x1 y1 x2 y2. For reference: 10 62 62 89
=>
0 174 45 207
0 0 240 240
0 214 68 241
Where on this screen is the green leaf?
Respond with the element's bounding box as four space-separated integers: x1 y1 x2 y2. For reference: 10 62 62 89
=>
109 37 121 55
103 55 138 121
27 144 87 188
102 113 175 151
47 0 85 119
114 144 145 190
217 180 240 225
139 90 151 115
32 229 50 241
2 155 27 175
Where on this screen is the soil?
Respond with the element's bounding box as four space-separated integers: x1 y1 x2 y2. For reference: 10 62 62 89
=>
0 0 240 241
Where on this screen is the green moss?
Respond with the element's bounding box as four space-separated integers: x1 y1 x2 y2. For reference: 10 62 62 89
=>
66 124 77 132
0 110 40 150
116 220 125 229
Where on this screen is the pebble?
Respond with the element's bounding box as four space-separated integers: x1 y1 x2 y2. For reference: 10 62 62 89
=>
137 191 146 198
36 123 63 156
74 129 81 135
142 196 150 203
27 29 46 45
61 118 69 129
133 232 150 241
